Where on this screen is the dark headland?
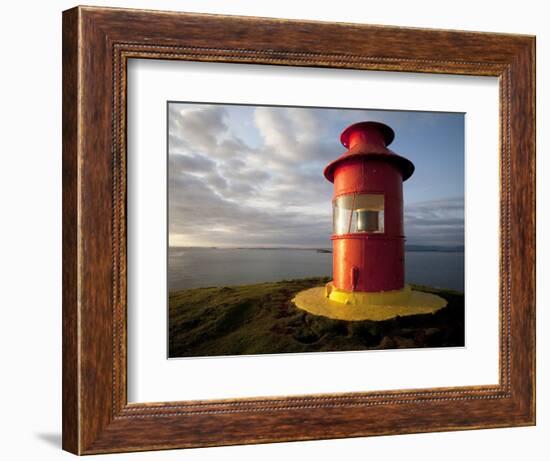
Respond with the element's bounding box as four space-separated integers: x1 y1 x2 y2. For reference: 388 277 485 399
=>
168 277 464 358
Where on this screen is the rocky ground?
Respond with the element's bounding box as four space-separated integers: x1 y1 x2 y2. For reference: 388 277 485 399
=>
169 277 464 358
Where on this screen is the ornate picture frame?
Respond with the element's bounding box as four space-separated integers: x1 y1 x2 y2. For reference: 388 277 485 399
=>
62 6 535 454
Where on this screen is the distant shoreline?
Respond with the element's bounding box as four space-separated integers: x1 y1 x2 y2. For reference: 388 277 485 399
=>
169 245 465 253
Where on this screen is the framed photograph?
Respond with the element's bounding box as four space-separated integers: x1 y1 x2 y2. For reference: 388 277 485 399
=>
62 5 535 455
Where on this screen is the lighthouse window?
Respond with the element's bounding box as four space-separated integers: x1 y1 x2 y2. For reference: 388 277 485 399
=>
333 193 384 235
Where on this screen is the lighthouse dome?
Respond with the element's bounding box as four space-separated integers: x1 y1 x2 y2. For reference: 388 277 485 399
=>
323 121 415 183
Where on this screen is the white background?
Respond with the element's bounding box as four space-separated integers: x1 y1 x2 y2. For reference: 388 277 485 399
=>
0 0 546 460
128 60 499 402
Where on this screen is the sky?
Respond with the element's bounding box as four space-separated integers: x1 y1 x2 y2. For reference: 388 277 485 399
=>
168 102 464 248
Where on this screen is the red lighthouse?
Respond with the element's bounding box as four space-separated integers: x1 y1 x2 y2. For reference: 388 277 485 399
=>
293 121 447 321
324 121 413 294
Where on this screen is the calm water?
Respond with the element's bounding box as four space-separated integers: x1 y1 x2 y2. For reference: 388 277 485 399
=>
169 247 464 292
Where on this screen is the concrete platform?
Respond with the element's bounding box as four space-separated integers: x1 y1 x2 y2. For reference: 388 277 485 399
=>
292 284 447 321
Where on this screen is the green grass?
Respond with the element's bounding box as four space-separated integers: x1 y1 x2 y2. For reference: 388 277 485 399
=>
169 277 464 358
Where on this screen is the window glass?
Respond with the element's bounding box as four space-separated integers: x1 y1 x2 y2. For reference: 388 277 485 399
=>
333 193 384 235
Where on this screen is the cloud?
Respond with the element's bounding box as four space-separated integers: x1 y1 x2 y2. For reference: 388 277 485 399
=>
404 197 464 246
169 172 331 248
169 104 228 152
168 103 464 248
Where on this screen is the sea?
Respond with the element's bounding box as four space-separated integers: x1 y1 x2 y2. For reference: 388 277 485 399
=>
168 247 465 293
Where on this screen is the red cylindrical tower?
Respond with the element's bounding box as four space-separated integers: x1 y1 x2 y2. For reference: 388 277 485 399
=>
324 121 414 293
293 121 446 320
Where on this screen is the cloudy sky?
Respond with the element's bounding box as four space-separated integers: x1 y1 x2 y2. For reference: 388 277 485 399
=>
168 102 464 249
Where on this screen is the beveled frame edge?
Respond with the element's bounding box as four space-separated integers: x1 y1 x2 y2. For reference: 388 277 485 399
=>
62 5 535 455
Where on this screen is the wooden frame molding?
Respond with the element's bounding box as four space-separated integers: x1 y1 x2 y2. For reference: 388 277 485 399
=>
62 5 535 455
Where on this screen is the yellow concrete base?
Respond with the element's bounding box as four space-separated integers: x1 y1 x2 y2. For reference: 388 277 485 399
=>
292 283 447 321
